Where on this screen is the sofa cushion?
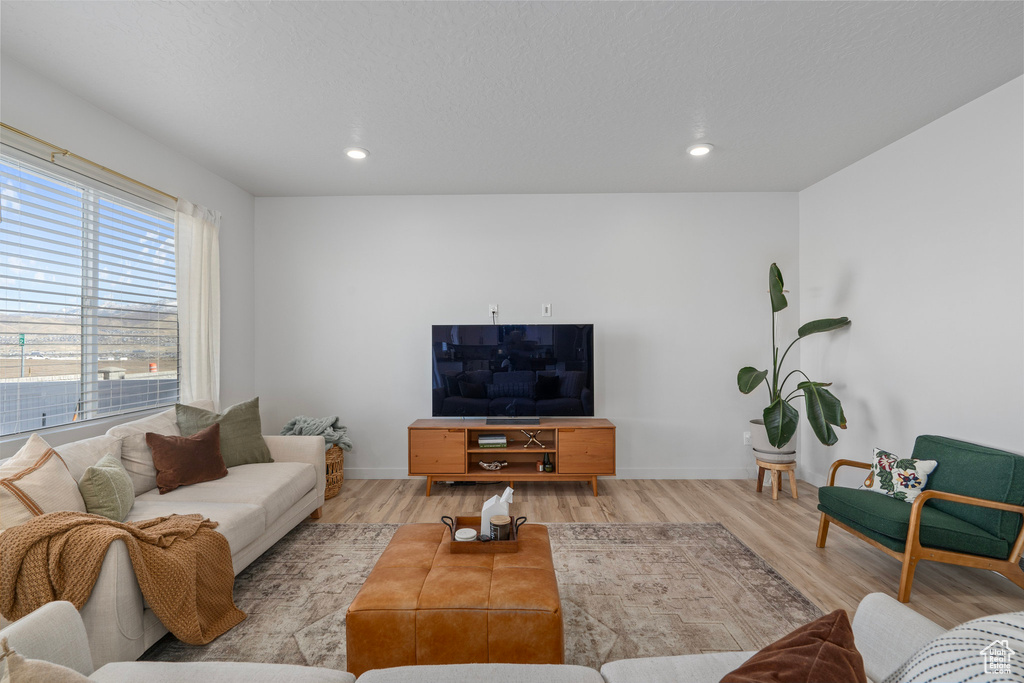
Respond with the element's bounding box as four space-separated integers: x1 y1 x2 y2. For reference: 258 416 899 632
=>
536 398 584 417
862 448 937 504
107 407 180 496
176 398 273 468
442 397 490 416
912 435 1024 544
601 652 753 683
488 398 537 416
818 486 1009 559
458 381 487 399
0 436 87 530
357 663 603 683
132 462 315 524
558 371 587 399
78 454 135 522
48 434 121 483
146 423 229 494
90 661 355 683
720 610 866 683
881 611 1024 683
486 382 535 399
126 498 266 557
0 642 91 682
535 374 560 401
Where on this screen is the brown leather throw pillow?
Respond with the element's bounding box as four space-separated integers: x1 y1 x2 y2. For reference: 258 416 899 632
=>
145 423 227 494
720 609 867 683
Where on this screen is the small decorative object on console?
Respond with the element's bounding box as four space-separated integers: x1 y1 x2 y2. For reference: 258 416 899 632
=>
520 430 544 448
543 453 554 472
478 460 508 471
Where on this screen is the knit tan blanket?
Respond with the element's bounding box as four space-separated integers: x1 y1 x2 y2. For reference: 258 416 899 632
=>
0 511 245 645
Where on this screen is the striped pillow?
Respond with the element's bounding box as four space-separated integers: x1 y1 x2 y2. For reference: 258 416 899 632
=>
0 434 87 530
883 612 1024 682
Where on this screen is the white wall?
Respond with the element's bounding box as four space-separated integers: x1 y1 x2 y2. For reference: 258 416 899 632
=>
798 76 1024 486
0 59 256 450
255 192 798 478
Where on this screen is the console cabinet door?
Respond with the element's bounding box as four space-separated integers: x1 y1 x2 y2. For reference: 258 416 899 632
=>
558 428 615 474
409 429 466 474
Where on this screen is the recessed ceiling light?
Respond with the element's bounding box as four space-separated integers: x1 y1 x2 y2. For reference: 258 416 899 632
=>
345 147 369 160
687 143 714 157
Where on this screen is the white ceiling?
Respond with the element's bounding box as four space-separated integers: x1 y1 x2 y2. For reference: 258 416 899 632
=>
1 1 1021 197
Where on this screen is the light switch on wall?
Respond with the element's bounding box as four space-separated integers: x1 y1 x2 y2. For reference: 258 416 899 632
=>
542 303 552 317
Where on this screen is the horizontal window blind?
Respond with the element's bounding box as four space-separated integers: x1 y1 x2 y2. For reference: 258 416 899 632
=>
1 150 178 436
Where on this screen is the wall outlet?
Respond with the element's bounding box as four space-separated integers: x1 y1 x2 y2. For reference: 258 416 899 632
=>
743 431 751 446
542 303 552 317
488 304 498 317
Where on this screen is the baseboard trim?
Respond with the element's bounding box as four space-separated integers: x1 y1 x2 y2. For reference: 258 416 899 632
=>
345 467 769 480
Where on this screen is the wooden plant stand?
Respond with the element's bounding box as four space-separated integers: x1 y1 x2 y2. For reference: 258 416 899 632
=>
755 458 798 500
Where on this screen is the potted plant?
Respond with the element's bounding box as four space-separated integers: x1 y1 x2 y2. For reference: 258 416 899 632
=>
737 263 851 455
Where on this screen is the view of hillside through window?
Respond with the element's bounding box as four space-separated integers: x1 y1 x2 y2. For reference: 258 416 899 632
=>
0 152 178 436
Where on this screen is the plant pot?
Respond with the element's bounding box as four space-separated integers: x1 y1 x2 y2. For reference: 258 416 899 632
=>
750 418 796 463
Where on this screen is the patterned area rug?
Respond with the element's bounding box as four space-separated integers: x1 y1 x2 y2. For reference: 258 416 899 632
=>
143 522 822 671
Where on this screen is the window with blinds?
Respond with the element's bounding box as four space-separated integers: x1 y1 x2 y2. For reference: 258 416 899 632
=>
1 151 178 436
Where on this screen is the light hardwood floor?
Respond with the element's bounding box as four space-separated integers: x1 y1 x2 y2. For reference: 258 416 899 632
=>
312 477 1024 629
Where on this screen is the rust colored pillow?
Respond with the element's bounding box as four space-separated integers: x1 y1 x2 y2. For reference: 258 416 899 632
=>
720 609 866 683
145 423 227 494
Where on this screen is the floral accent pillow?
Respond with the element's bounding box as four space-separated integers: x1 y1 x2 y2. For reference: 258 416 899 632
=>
861 448 938 503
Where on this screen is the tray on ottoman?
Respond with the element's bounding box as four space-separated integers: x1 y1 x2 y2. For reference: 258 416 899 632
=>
345 523 563 677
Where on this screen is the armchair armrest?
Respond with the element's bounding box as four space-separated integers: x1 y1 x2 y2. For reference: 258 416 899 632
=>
908 489 1024 561
825 459 872 486
264 435 326 499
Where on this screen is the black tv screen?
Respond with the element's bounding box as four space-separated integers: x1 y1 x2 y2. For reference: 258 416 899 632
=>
432 324 594 417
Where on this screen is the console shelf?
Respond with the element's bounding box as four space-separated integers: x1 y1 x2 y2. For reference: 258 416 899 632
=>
408 418 616 496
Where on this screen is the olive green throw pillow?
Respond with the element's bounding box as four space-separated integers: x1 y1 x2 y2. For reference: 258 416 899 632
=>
175 397 273 467
78 453 135 522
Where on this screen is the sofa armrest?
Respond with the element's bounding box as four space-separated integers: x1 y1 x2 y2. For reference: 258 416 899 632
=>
264 435 327 499
0 601 94 675
851 592 946 683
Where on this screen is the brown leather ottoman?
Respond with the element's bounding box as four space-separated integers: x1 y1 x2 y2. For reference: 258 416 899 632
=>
346 523 563 677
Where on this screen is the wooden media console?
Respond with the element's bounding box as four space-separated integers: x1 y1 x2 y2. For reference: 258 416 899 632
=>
408 418 616 496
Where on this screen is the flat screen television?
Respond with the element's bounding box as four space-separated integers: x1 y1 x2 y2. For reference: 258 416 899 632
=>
432 324 594 421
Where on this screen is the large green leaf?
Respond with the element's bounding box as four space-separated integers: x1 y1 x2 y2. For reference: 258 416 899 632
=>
763 399 799 449
797 317 851 338
737 367 768 394
769 263 788 313
799 382 846 446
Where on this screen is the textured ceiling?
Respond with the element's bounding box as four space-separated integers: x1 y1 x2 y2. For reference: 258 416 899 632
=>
1 1 1021 196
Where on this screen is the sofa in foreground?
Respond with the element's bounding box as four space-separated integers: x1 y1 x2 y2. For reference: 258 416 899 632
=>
0 401 326 669
3 594 1021 682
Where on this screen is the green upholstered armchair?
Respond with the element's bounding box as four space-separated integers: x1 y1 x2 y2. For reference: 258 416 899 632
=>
816 435 1024 602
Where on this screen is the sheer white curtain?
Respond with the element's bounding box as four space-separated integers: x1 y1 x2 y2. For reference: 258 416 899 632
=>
175 199 221 407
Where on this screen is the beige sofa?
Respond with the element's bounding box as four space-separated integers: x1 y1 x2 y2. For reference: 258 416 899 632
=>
0 402 326 669
4 593 1021 682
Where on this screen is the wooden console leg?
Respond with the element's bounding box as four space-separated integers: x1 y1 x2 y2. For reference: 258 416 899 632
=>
426 477 433 497
592 477 598 497
310 507 323 519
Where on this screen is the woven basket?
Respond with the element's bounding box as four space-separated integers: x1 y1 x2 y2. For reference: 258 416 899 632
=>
325 445 344 500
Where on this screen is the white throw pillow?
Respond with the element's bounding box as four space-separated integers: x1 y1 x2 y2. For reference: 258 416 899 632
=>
883 612 1024 682
0 435 86 530
47 434 121 483
106 407 180 496
861 447 938 503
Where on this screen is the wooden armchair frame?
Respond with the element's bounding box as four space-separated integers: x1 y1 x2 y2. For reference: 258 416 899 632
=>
816 459 1024 602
